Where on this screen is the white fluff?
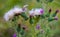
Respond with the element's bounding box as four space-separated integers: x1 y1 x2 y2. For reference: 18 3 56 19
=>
13 6 23 14
29 8 44 16
4 5 28 21
4 9 14 21
29 9 35 16
34 9 40 15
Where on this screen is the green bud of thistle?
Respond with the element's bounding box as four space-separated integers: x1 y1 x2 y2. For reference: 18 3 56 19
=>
52 10 59 17
48 17 54 21
29 16 34 24
20 12 28 20
36 0 40 2
48 16 58 22
46 8 51 17
20 29 25 35
17 24 25 35
17 24 21 32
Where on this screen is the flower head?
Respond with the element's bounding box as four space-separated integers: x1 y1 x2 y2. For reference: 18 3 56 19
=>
4 9 14 21
36 24 40 30
33 8 44 15
39 8 44 15
4 5 28 21
13 33 16 37
14 6 23 13
54 16 58 20
29 8 44 16
29 9 35 16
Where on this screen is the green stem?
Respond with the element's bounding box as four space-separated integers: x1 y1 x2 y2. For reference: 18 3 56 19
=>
17 32 19 37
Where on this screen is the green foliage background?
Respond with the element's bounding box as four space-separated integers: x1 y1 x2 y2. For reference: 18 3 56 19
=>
0 0 60 37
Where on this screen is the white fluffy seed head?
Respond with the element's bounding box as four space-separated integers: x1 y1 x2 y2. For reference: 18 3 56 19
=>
34 9 40 15
34 8 44 15
4 9 14 21
4 5 28 21
29 9 35 16
29 8 44 16
13 6 23 14
4 13 9 21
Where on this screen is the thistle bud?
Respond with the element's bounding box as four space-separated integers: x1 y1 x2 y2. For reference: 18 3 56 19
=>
36 0 40 2
48 17 54 21
20 29 25 35
48 16 58 22
29 16 34 24
54 16 58 20
52 10 59 17
39 8 44 15
36 24 40 30
20 12 28 20
49 8 51 13
17 24 21 32
46 8 51 17
13 33 16 37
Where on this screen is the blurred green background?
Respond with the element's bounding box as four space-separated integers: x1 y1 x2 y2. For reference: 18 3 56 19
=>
0 0 60 37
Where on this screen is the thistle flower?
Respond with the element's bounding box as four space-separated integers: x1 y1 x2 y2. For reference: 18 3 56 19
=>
4 6 23 21
29 9 35 16
4 5 28 21
14 6 28 20
14 6 23 13
34 8 44 15
14 5 28 14
39 8 44 15
4 9 14 21
13 6 24 16
29 8 44 24
54 16 58 20
13 33 16 37
29 8 44 16
36 24 40 30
